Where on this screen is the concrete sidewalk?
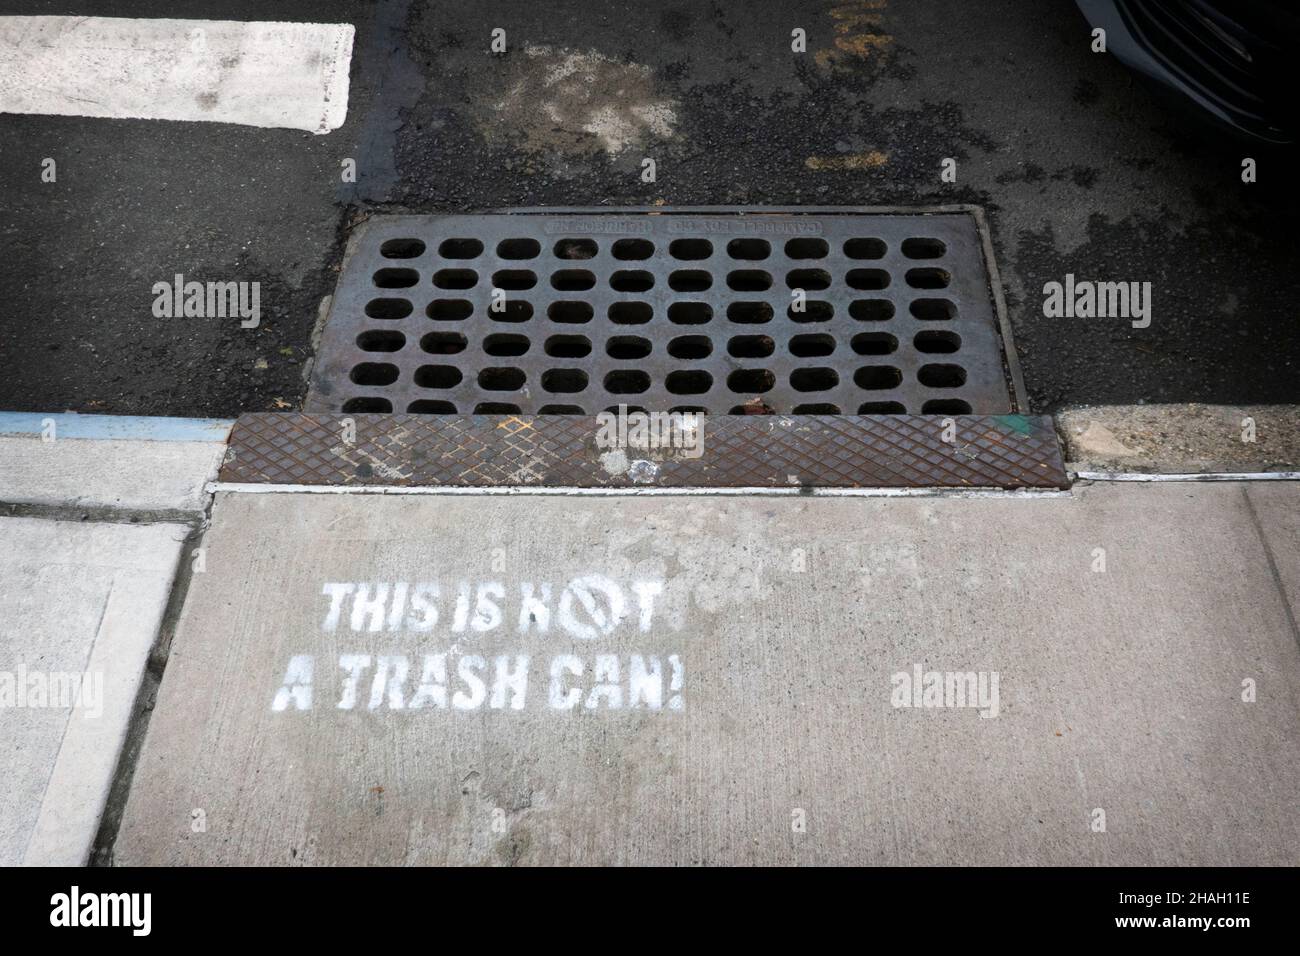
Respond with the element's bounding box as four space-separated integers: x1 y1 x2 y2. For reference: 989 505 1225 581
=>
113 481 1300 865
0 517 188 865
0 412 230 512
4 408 1298 866
0 413 229 865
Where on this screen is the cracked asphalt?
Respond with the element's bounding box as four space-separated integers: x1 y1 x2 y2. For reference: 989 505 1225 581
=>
1 0 1296 416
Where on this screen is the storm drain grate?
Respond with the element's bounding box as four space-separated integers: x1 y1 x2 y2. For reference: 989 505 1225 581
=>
307 208 1021 416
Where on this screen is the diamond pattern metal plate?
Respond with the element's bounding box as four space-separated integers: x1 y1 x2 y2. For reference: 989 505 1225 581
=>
220 413 1069 489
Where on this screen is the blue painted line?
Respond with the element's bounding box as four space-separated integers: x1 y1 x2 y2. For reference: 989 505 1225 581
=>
0 412 234 442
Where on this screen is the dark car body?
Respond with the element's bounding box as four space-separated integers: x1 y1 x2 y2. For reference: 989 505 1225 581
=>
1076 0 1300 145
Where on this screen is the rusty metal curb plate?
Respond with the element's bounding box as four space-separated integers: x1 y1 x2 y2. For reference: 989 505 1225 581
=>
307 209 1016 417
219 413 1069 489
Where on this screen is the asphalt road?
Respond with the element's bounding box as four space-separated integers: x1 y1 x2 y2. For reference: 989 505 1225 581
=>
1 0 1296 417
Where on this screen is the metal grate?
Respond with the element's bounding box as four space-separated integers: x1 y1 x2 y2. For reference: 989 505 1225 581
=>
219 413 1069 489
307 208 1019 416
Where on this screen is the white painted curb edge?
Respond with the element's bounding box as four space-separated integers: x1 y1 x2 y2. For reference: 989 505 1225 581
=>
207 482 1072 499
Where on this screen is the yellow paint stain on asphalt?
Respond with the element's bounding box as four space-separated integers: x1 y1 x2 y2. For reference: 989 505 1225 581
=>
834 33 894 57
805 151 889 170
831 0 888 13
831 6 887 33
834 16 884 35
817 0 893 68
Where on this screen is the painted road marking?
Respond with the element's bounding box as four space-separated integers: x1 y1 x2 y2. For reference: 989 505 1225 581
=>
0 411 232 442
269 577 685 715
271 652 686 713
0 16 354 134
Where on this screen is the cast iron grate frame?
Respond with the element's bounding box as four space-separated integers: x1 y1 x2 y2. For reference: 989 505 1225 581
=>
218 412 1068 490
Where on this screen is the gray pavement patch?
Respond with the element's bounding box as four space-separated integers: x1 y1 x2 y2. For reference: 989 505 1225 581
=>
1059 404 1300 473
115 483 1300 865
0 433 228 512
0 411 232 512
1 516 188 866
478 44 677 156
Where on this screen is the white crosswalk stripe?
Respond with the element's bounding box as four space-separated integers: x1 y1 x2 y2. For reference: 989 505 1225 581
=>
0 15 354 134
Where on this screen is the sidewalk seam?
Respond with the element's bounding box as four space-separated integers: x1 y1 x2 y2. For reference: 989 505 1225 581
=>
1242 485 1300 655
0 500 207 526
87 511 213 865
